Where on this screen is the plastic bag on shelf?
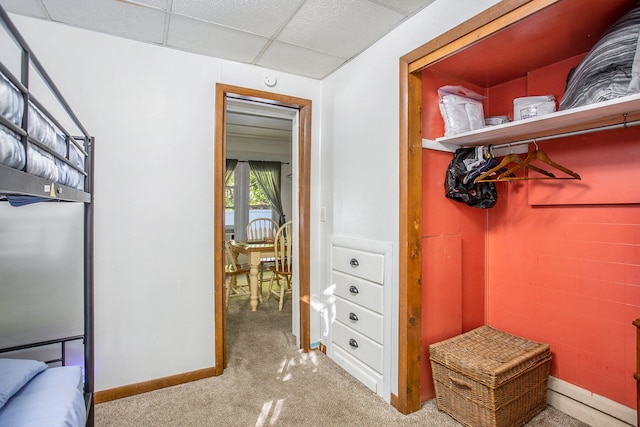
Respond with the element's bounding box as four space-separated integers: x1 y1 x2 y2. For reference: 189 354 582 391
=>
438 85 486 136
513 95 556 120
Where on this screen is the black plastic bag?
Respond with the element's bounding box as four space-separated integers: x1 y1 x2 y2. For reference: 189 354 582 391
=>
444 147 498 209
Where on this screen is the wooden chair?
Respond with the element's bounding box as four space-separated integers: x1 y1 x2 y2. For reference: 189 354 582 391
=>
246 218 279 287
267 221 293 311
246 218 278 241
224 241 258 307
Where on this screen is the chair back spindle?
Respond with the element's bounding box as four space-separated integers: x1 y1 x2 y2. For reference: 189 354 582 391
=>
246 218 278 241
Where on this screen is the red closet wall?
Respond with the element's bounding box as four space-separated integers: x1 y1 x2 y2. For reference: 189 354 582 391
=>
421 149 486 401
486 150 640 408
420 8 640 407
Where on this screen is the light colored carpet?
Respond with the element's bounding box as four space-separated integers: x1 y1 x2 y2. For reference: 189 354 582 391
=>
96 278 589 426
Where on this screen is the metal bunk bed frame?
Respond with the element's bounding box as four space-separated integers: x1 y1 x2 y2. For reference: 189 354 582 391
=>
0 5 95 426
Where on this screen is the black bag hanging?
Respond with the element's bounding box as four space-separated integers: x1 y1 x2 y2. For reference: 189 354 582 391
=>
444 147 498 209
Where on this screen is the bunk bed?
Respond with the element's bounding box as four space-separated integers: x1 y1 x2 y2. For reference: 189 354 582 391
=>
0 5 94 427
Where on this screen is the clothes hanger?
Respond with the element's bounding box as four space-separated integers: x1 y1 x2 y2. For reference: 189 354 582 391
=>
493 149 554 181
524 149 580 179
472 149 524 183
491 141 580 181
473 152 555 182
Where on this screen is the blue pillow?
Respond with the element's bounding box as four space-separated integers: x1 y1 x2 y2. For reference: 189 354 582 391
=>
0 359 47 409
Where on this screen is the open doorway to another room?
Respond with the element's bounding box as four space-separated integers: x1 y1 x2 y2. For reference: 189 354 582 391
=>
214 84 312 373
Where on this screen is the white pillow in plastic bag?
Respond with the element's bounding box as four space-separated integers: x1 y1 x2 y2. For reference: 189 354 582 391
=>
438 86 485 136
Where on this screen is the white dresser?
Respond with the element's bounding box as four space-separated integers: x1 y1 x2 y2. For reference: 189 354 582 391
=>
328 235 392 401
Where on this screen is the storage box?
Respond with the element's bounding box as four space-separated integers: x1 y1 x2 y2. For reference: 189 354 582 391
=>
429 325 551 427
513 95 556 120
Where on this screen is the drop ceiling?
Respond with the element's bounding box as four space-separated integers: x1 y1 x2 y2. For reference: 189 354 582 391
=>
0 0 436 80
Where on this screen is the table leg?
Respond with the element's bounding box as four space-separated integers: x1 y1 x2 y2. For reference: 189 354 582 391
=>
248 251 261 311
230 247 240 291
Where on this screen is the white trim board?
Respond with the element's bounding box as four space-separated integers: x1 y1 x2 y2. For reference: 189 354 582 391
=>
548 377 636 427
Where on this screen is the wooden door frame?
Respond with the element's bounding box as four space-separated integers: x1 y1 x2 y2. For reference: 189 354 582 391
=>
396 0 550 414
214 84 312 372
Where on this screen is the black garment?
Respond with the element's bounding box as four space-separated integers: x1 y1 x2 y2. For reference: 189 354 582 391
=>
444 147 498 209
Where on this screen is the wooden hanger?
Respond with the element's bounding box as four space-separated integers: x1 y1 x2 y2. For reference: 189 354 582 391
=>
490 148 581 182
473 153 556 183
473 153 522 182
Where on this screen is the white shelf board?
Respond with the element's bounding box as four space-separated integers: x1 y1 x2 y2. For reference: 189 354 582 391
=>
434 93 640 147
422 138 528 155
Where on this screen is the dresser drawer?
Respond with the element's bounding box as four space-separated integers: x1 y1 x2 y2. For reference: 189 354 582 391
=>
332 246 384 284
332 321 383 373
335 297 383 343
333 271 383 314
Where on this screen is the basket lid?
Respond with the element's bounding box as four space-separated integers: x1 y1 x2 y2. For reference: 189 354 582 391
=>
429 325 550 388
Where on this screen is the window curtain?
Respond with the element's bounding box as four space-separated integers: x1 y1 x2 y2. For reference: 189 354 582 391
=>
225 158 238 184
234 162 250 242
248 160 286 226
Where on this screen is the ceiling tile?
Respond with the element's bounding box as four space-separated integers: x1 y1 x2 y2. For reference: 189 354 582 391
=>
0 0 434 79
119 0 169 10
0 0 48 19
277 0 403 59
167 14 269 63
41 0 166 44
171 0 304 38
370 0 436 15
257 40 345 80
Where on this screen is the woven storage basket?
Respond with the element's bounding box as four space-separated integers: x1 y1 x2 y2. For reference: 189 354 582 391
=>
429 325 551 427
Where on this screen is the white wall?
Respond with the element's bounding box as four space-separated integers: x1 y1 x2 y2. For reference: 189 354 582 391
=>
0 203 84 368
320 0 501 396
6 14 321 392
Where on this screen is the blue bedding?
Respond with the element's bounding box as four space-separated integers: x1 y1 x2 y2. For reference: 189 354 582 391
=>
0 362 86 427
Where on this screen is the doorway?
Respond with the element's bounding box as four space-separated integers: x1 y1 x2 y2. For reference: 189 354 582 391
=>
214 84 312 372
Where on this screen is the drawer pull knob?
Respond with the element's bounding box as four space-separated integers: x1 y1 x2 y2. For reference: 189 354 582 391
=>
349 312 359 322
349 285 359 295
349 258 359 267
349 338 359 349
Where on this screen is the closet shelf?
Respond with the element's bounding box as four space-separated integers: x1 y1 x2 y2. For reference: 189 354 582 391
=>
435 93 640 148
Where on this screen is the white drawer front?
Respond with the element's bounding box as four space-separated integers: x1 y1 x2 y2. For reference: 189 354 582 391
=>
332 246 384 284
335 297 383 344
333 271 383 314
332 321 383 373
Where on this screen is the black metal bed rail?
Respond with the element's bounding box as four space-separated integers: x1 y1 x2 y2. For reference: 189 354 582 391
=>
0 335 85 366
0 65 89 177
0 6 90 139
0 4 91 182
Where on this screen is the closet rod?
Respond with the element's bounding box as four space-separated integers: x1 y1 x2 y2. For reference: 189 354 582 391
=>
492 117 640 150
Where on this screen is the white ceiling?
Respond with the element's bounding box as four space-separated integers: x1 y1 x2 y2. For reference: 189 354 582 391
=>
0 0 436 80
225 99 296 159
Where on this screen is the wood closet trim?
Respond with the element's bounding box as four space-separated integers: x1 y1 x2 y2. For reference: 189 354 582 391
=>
396 0 556 414
214 84 312 372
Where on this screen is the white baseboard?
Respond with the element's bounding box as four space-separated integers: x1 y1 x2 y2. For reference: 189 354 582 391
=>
548 377 637 427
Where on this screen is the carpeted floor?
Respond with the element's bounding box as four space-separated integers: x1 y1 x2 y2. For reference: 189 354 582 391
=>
95 278 589 426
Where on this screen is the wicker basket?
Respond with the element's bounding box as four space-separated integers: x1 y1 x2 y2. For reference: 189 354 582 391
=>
429 325 551 427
